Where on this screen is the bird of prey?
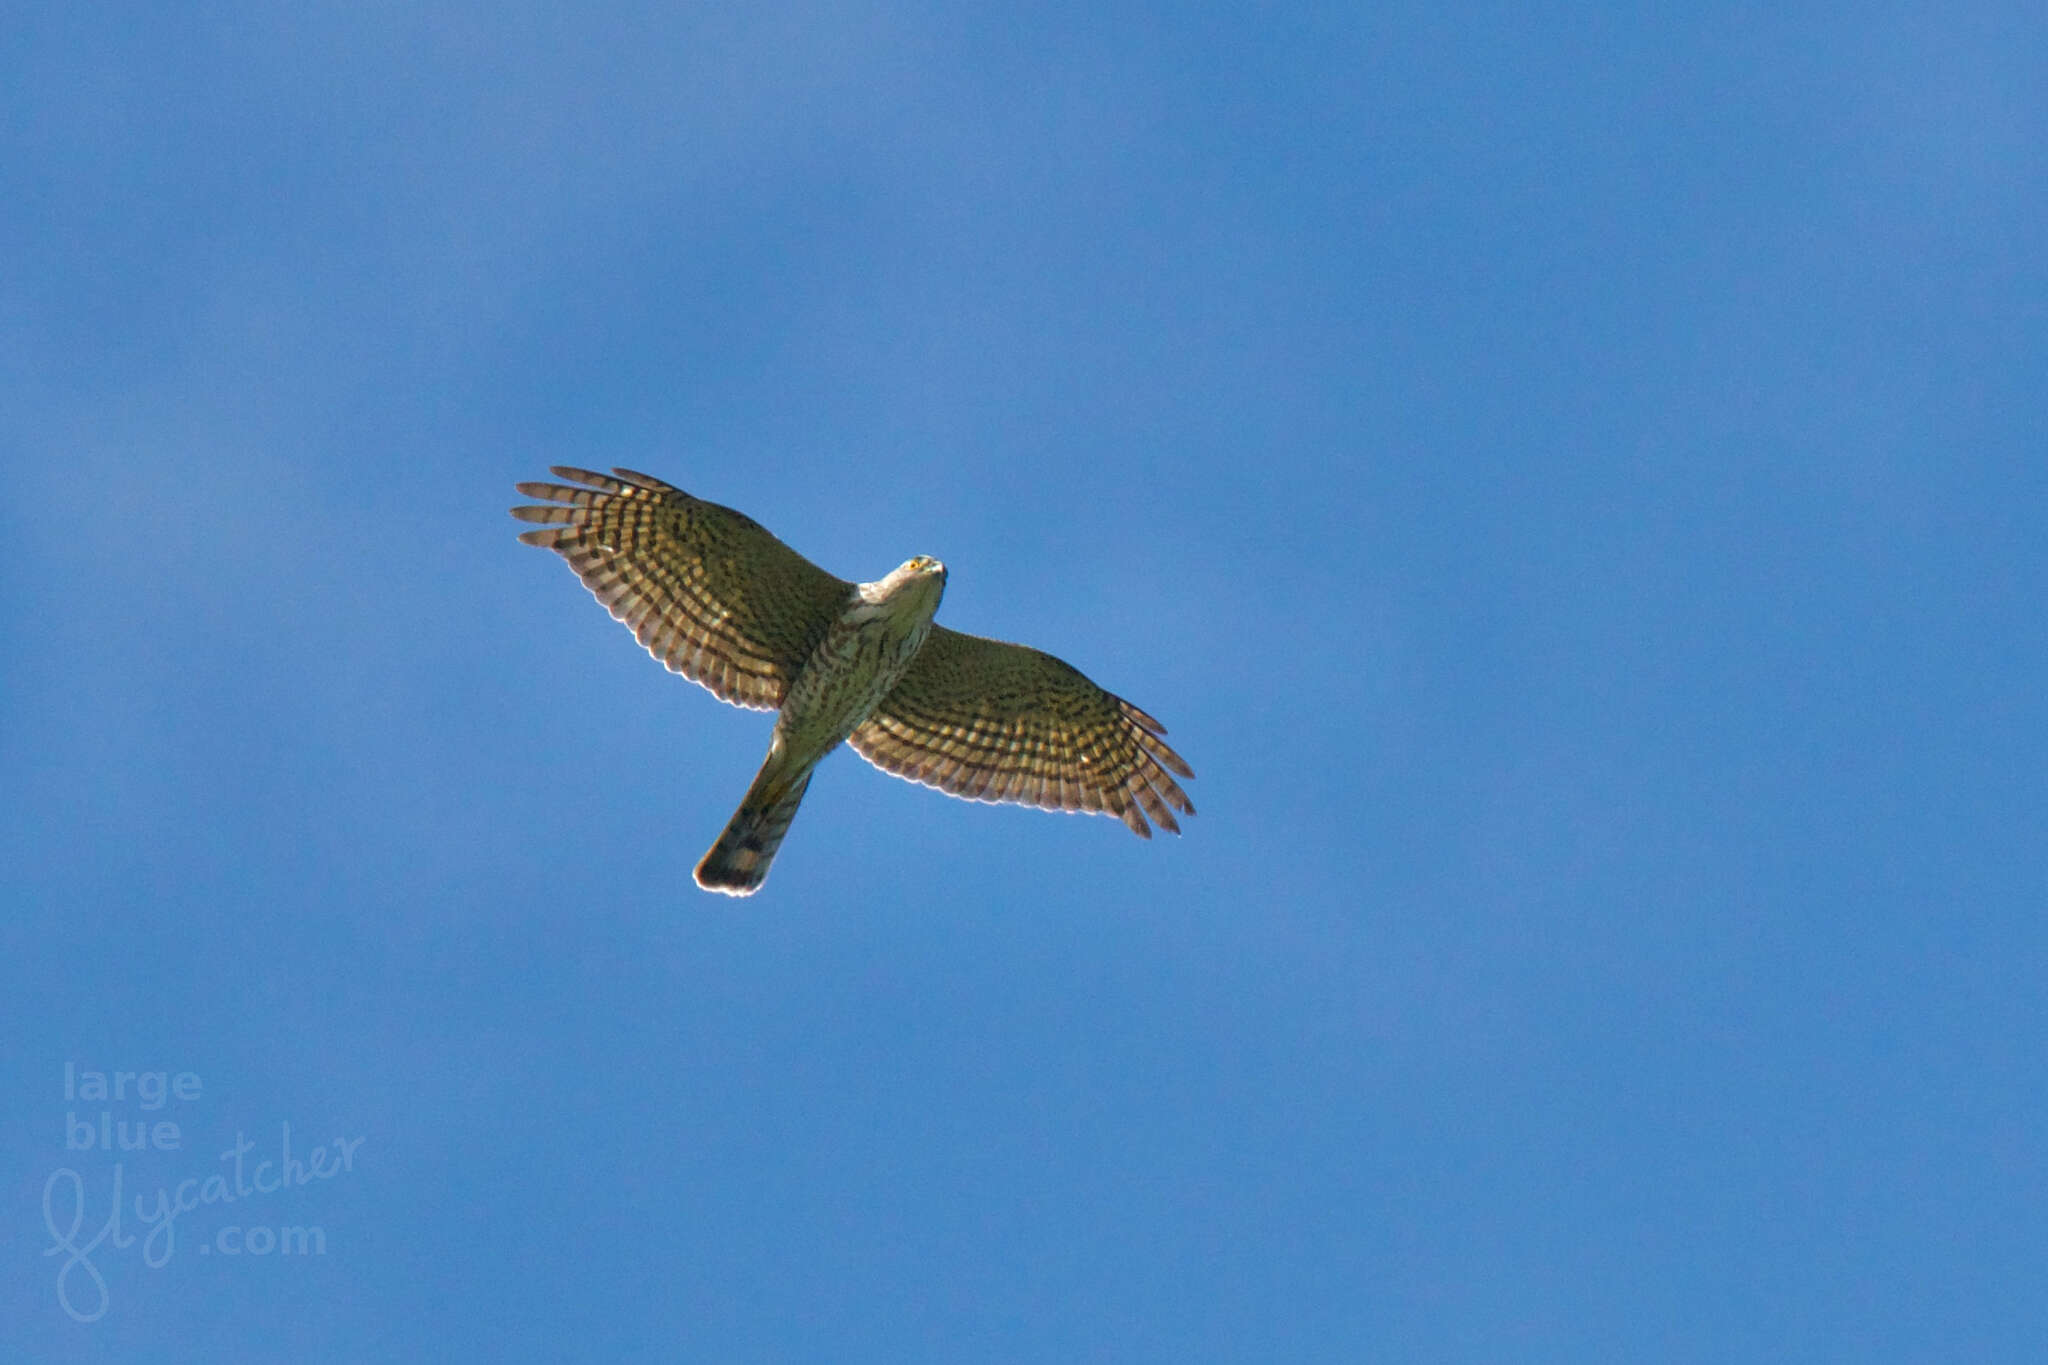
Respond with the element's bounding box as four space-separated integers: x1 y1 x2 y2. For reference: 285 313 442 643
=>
512 467 1195 895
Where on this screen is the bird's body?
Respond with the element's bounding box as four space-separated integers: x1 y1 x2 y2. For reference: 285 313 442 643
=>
696 558 946 893
512 467 1193 896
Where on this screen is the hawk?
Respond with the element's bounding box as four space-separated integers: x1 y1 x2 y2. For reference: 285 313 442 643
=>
512 467 1195 895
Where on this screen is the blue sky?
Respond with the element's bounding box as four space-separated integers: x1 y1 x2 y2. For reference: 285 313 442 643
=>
7 4 2046 1360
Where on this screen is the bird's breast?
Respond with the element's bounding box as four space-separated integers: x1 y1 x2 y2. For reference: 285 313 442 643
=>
773 603 935 761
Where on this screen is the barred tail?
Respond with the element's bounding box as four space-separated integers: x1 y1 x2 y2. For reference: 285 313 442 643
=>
694 757 816 897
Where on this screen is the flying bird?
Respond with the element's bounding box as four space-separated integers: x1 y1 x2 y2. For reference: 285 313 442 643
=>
512 468 1194 895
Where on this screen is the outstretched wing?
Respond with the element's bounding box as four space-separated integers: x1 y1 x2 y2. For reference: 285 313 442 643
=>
512 467 850 710
849 626 1195 837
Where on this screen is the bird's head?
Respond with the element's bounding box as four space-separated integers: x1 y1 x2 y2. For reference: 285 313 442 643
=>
864 555 948 614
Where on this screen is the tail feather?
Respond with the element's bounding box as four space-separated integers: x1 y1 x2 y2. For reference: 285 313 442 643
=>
694 759 815 896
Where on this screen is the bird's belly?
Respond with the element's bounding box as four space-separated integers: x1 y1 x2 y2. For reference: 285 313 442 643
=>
774 616 931 761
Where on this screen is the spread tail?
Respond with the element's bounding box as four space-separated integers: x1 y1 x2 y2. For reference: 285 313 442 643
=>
694 758 815 897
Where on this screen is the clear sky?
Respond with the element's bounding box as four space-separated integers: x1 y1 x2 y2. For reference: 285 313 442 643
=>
7 4 2046 1361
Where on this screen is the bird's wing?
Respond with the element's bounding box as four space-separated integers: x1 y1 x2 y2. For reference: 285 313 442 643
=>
512 467 849 710
849 625 1195 837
